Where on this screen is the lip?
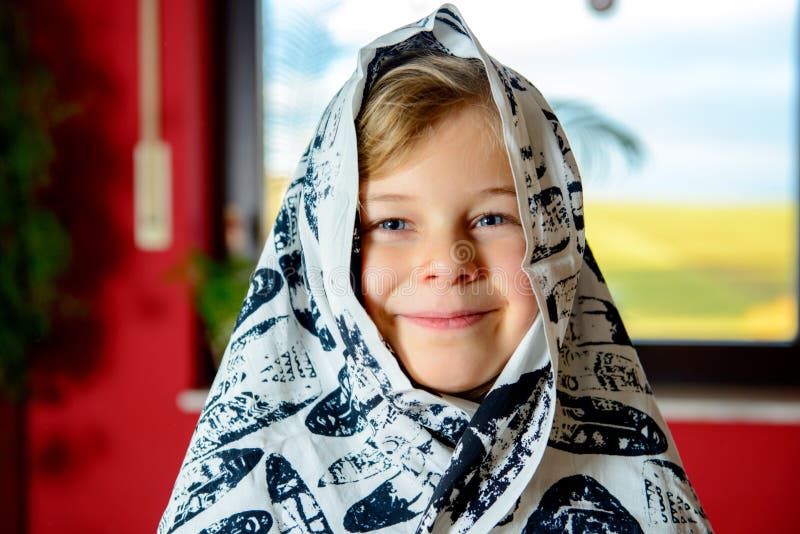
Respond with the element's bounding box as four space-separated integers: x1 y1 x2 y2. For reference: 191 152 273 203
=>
399 309 494 330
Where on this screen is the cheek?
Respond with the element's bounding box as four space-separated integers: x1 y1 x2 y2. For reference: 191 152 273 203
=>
360 245 405 302
493 249 538 322
512 262 535 296
487 239 531 295
506 263 539 318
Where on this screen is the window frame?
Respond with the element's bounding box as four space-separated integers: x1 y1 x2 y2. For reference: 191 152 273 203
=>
216 0 265 260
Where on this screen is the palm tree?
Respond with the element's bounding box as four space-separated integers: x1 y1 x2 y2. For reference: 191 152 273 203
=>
551 99 645 181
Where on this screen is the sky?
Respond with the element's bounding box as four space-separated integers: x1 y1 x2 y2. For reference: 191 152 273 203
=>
262 0 797 204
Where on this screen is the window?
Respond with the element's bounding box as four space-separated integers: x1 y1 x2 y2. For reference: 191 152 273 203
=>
259 0 800 383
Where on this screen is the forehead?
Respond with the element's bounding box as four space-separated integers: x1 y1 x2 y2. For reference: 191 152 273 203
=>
360 106 516 203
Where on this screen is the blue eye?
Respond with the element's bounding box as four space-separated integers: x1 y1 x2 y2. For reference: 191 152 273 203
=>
476 214 506 227
378 219 407 231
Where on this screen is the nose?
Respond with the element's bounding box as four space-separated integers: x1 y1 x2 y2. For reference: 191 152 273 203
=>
419 236 481 288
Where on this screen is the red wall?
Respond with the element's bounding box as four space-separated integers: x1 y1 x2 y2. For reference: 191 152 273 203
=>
670 421 800 533
13 2 800 533
20 1 212 532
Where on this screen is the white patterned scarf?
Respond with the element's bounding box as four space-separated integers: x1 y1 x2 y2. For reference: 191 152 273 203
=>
159 4 711 533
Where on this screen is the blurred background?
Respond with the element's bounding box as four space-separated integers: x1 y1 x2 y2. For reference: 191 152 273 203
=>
1 0 798 532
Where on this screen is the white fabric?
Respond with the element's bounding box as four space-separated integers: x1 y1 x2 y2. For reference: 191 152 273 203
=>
159 4 712 533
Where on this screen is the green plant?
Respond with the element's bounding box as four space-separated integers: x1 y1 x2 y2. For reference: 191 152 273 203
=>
0 5 73 401
171 250 254 365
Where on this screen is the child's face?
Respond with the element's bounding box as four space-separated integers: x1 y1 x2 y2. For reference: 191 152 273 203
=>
358 105 539 396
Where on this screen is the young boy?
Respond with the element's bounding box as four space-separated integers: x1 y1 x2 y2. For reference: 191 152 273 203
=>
160 5 711 533
356 52 539 402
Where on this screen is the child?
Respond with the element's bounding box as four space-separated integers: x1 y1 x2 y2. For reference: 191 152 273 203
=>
159 4 711 533
356 51 539 403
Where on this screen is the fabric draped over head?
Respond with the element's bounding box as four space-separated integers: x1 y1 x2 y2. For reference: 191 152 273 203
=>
159 4 711 533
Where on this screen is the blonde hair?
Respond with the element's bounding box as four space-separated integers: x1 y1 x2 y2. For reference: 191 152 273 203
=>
356 51 502 180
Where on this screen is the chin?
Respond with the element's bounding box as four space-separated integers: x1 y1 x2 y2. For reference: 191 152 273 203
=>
411 368 492 395
393 346 507 396
416 374 498 403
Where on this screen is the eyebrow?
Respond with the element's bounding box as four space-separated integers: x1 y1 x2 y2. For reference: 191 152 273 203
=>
364 185 517 203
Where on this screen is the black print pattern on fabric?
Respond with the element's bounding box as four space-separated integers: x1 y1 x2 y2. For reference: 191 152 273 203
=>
273 177 303 253
549 391 667 456
546 271 580 323
272 172 336 351
324 383 447 531
541 106 583 190
496 494 523 526
522 475 644 534
434 6 468 36
313 394 443 532
198 511 273 534
558 346 653 395
224 320 289 379
266 454 334 533
261 340 318 383
303 85 344 241
567 295 633 347
521 145 533 161
278 250 336 350
303 154 340 241
305 366 368 437
644 459 710 530
363 32 451 98
422 365 552 529
336 312 391 392
343 447 440 532
186 317 322 464
313 87 344 152
159 5 711 533
318 438 392 487
529 186 571 263
537 158 547 179
351 211 364 305
233 267 284 331
228 315 288 356
167 448 264 533
200 368 247 416
582 242 606 283
541 108 572 158
393 398 470 448
567 180 584 232
344 475 424 532
490 58 528 119
188 386 320 465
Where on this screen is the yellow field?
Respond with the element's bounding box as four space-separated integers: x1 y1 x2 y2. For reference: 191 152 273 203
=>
263 177 798 342
585 202 798 342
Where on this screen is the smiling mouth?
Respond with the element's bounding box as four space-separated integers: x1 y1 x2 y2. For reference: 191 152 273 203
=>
399 311 493 330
